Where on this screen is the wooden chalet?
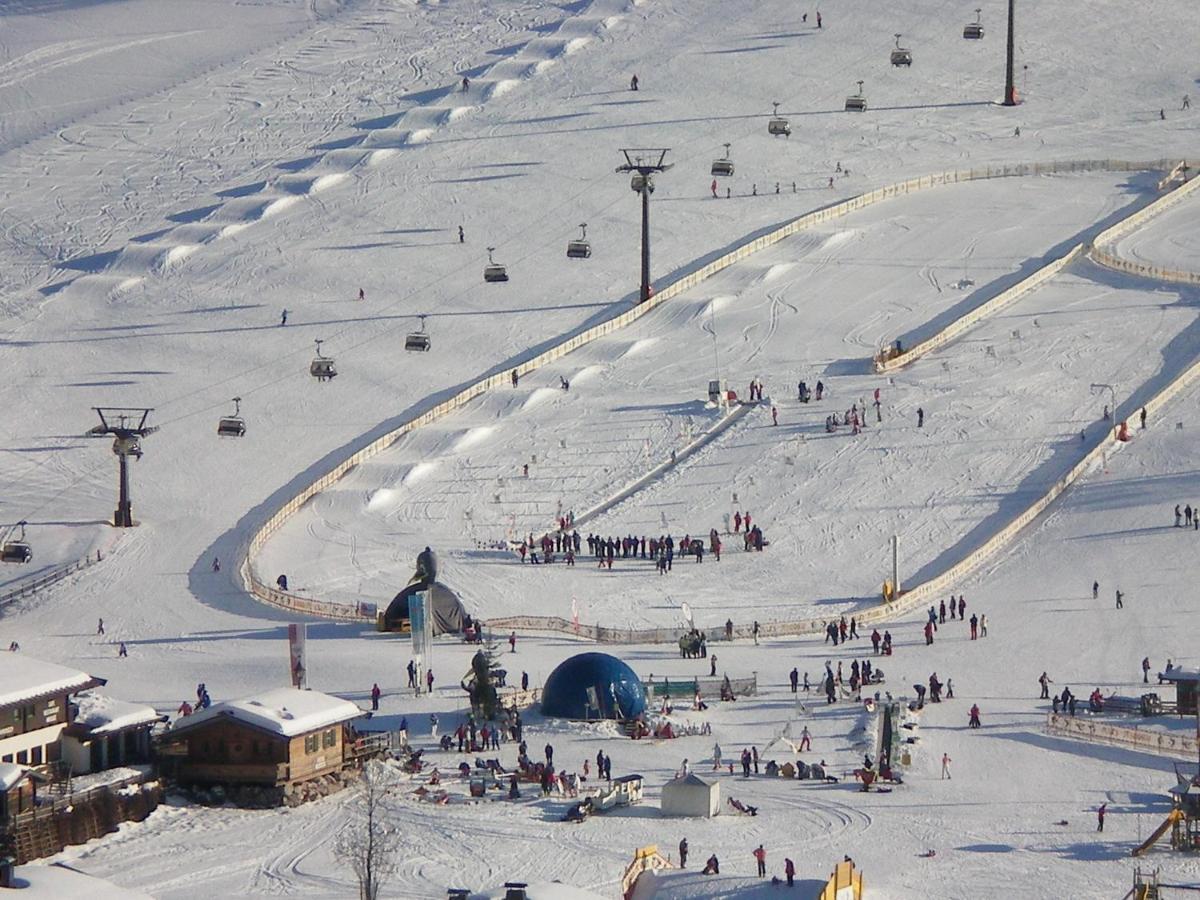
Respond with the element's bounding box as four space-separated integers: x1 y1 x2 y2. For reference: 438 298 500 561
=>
1161 666 1200 716
0 655 103 772
61 692 165 775
162 687 363 787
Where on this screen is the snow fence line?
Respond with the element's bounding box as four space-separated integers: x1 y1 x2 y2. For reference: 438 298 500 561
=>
0 544 113 612
1045 712 1199 760
875 159 1196 374
239 157 1178 628
1088 164 1200 285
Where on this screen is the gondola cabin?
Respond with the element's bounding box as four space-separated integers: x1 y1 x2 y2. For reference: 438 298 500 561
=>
566 223 591 259
767 103 790 137
483 247 509 282
964 9 984 39
711 144 734 176
217 417 246 438
0 542 31 564
217 397 246 437
846 81 868 112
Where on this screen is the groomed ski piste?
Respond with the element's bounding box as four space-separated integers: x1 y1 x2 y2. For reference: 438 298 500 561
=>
0 0 1198 897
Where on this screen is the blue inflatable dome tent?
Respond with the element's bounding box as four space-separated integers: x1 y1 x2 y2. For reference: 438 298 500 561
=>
541 652 647 721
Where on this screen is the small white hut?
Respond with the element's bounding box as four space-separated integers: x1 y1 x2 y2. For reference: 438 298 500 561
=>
660 773 719 817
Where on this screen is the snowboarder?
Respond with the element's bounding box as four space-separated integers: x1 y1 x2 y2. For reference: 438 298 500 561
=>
370 683 381 711
754 845 767 877
280 308 288 326
630 74 639 91
1097 803 1106 832
941 753 951 779
679 838 688 868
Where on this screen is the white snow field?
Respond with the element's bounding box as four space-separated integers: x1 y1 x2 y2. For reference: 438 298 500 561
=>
0 0 1198 896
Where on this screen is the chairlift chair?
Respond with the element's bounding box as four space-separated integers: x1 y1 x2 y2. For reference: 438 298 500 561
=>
405 315 432 351
1 521 32 564
767 102 791 137
310 339 337 381
963 9 984 39
566 223 592 259
845 81 867 112
217 397 246 437
483 247 509 283
711 143 735 177
890 34 912 67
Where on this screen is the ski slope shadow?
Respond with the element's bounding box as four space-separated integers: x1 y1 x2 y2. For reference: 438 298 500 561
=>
905 314 1200 589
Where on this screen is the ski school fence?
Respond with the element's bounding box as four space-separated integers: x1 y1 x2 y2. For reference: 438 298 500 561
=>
239 157 1182 625
1087 165 1200 285
0 548 109 613
1045 712 1199 760
874 159 1196 374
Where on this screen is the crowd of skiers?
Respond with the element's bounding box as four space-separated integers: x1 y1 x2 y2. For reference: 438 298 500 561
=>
515 522 766 569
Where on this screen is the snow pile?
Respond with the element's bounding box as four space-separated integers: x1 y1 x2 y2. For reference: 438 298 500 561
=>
4 864 153 899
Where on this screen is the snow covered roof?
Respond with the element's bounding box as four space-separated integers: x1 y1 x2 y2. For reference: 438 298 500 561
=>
168 687 362 738
665 773 714 788
71 692 164 735
0 654 102 708
6 864 153 899
1161 666 1200 682
0 762 27 791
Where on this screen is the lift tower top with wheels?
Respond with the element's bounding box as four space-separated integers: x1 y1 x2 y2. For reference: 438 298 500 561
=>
615 149 672 304
87 407 157 528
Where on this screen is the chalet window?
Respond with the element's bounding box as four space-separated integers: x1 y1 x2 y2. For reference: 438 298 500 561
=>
16 751 27 765
322 729 336 749
304 734 318 754
30 746 42 765
202 741 211 755
1 754 10 763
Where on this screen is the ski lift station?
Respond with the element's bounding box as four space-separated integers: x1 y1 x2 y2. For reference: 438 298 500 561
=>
217 397 246 438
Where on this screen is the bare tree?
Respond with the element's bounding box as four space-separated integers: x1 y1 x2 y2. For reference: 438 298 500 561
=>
336 761 400 900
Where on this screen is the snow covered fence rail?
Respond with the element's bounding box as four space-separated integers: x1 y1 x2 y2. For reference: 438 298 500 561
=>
0 550 106 612
874 244 1086 374
241 158 1176 622
1045 712 1199 759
